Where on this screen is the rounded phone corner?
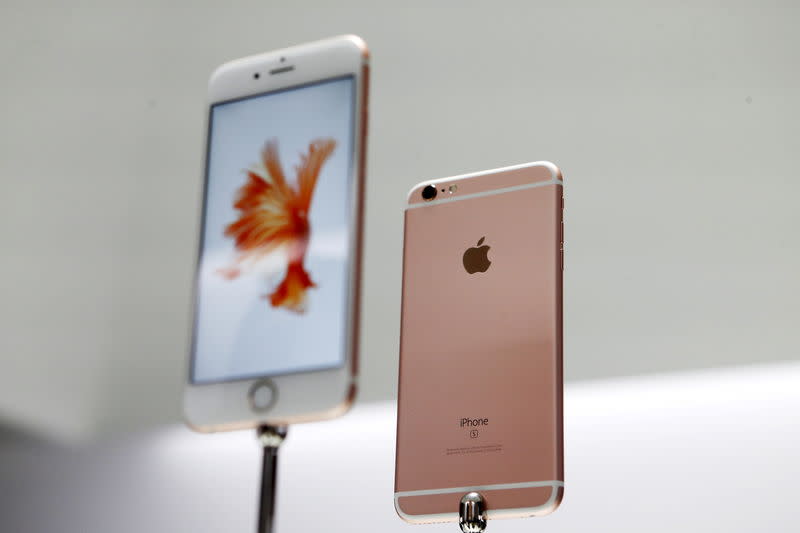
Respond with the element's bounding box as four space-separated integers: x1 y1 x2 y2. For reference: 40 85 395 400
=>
537 161 563 183
393 496 418 524
182 414 212 434
207 59 237 91
337 34 370 60
181 403 212 435
405 184 420 206
405 180 434 206
289 381 358 425
332 381 358 418
182 386 224 434
532 485 564 517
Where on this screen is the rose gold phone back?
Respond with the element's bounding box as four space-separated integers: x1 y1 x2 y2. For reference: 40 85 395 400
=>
395 163 564 522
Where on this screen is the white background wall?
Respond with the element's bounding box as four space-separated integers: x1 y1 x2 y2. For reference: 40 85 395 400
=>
1 1 798 441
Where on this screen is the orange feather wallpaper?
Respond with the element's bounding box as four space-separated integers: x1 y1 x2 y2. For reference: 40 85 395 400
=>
217 138 337 313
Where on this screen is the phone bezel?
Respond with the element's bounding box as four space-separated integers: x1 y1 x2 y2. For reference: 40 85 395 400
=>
184 35 368 432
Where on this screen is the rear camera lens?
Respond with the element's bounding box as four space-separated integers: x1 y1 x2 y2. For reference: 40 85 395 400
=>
422 185 437 201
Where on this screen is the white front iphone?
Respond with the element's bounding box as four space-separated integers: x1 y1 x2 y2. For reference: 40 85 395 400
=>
184 35 369 432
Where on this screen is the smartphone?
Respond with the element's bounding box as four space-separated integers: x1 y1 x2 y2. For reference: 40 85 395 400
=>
395 162 564 523
184 35 369 432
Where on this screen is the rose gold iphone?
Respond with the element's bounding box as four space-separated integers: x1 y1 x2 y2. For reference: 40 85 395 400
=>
395 162 564 523
184 35 369 432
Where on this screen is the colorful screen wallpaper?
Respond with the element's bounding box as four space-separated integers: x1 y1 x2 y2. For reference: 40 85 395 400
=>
192 76 355 384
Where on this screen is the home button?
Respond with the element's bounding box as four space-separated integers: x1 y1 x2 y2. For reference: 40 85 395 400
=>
248 380 277 412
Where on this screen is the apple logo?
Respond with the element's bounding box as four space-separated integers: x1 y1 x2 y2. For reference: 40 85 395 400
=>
462 237 491 274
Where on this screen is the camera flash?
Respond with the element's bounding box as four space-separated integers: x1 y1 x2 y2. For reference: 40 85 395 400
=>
448 184 458 193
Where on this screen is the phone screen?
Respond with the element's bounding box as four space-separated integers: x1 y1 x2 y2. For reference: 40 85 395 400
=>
191 75 356 384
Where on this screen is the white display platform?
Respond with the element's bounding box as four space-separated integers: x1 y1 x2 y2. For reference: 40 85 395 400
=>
2 362 798 532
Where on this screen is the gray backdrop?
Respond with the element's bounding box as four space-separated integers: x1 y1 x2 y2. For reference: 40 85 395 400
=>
0 1 798 441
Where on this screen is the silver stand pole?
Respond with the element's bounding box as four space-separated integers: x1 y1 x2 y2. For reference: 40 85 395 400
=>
256 425 288 533
459 491 487 533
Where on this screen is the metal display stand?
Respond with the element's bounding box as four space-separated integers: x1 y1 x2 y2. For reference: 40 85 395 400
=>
254 423 485 533
256 425 288 533
459 492 487 532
